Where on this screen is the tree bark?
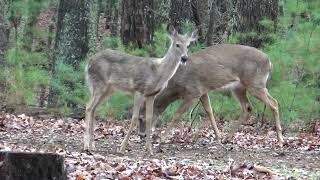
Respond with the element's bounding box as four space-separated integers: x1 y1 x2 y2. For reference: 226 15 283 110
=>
110 0 120 36
53 0 89 67
0 152 67 180
206 0 234 46
88 0 99 56
191 0 205 42
169 0 192 31
48 0 89 106
121 0 154 48
236 0 279 47
0 0 9 65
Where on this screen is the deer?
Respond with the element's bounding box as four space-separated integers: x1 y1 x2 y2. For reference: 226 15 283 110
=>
138 44 285 147
83 26 198 155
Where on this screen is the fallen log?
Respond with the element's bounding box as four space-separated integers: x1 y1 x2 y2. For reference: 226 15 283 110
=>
0 151 67 180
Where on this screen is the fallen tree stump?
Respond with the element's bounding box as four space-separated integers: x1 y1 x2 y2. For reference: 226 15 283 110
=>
0 151 67 180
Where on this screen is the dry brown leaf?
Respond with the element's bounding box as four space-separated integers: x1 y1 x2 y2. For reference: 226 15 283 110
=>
75 174 85 180
115 164 126 172
252 165 273 175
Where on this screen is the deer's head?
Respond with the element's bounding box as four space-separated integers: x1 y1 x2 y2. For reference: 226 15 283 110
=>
167 26 198 65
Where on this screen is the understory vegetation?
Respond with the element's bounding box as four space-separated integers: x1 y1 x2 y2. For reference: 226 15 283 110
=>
0 0 319 130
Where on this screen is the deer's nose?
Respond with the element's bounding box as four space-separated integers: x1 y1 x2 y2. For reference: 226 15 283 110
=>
181 56 188 63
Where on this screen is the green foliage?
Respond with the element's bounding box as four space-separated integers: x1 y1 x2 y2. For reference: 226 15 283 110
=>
103 36 124 50
2 1 318 126
0 48 49 105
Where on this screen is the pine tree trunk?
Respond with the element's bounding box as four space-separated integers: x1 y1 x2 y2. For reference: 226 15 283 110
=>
53 0 89 67
236 0 279 47
48 0 89 106
121 0 154 48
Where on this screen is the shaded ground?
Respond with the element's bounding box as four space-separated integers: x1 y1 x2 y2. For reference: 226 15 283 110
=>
0 112 319 179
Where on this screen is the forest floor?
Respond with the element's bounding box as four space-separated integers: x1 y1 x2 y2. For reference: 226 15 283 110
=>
0 112 319 179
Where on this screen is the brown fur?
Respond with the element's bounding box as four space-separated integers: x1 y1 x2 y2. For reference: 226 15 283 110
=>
139 44 284 146
83 27 198 154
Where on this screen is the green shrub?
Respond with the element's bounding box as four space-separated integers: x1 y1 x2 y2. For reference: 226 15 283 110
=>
0 48 49 106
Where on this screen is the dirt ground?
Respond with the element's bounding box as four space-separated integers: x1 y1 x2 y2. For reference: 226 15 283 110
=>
0 113 319 179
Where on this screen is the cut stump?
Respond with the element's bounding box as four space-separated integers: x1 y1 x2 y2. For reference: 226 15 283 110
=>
0 151 67 180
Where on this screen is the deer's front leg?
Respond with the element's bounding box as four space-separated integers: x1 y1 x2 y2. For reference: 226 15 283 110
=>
120 92 144 153
83 88 109 151
84 100 98 151
145 96 155 155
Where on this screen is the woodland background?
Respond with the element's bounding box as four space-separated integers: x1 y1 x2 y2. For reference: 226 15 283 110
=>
0 0 319 131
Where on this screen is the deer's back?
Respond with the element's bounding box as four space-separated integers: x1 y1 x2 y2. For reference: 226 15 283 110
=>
86 49 158 93
154 44 272 112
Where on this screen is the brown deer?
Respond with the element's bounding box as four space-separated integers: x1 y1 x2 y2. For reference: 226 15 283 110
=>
138 44 284 146
84 26 198 154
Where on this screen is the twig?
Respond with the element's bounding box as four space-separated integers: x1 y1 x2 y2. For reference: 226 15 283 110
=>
190 101 200 128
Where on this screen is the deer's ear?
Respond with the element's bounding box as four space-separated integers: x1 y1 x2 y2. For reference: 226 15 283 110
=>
167 25 177 37
189 29 198 42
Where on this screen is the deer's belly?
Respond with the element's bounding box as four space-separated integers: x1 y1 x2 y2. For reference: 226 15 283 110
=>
213 79 243 91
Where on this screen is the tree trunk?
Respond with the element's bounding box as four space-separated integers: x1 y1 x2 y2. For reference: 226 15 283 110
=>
53 0 89 67
191 0 205 42
121 0 154 48
105 0 112 29
236 0 279 47
48 0 89 106
169 0 192 31
0 0 9 65
0 152 67 180
88 0 99 56
206 0 234 46
110 0 120 37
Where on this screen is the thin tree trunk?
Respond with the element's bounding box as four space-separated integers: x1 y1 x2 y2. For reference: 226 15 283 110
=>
206 0 220 46
0 0 9 64
191 0 204 42
88 0 99 56
110 0 120 36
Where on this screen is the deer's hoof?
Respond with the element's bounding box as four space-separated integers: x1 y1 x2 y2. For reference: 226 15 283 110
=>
222 136 233 144
82 149 94 155
119 145 126 154
146 149 154 156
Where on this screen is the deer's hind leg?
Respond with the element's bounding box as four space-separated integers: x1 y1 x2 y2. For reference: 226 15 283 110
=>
162 97 196 142
84 86 112 151
225 86 253 142
120 92 144 153
248 87 284 146
200 93 221 142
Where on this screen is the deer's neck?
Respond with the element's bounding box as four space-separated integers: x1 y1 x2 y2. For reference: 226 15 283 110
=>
148 44 181 93
157 44 181 78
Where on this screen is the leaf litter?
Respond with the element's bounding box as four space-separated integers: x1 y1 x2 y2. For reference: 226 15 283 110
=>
0 112 319 179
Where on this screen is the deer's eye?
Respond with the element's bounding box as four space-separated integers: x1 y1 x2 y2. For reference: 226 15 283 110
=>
176 44 180 48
